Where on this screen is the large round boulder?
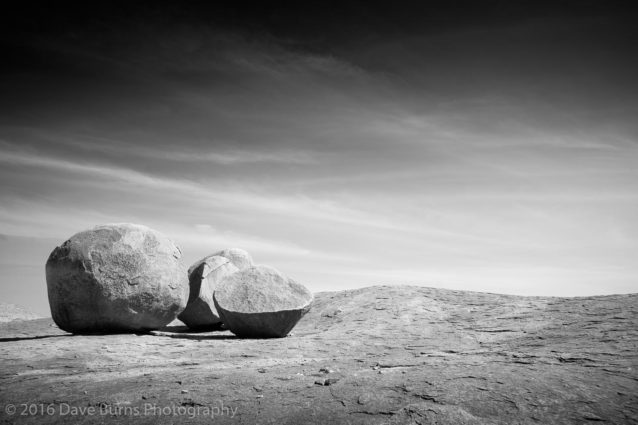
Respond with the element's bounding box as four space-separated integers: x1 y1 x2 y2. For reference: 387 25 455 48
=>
211 248 253 270
45 223 189 333
178 255 239 329
213 265 313 338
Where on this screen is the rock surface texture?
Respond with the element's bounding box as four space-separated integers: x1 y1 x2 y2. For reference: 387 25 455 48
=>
210 248 253 270
45 223 189 333
1 286 636 424
213 265 313 337
178 256 239 329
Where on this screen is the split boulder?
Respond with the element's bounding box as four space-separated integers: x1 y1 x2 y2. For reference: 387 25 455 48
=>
178 255 239 329
211 248 253 270
213 265 313 338
45 223 189 333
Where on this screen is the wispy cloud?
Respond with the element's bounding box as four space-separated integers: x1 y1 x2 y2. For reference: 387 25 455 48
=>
0 148 420 235
1 8 637 304
47 134 322 165
0 149 193 191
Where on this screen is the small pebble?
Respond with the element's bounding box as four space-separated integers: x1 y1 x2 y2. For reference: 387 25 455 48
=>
315 378 339 386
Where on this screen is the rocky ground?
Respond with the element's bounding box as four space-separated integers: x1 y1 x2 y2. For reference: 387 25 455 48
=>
0 285 637 424
0 304 42 323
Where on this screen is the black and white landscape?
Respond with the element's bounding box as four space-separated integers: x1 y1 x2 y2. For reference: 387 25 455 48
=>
1 1 637 424
1 286 638 424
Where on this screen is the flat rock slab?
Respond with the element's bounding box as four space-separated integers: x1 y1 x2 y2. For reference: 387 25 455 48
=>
213 265 313 338
0 303 42 323
1 285 637 424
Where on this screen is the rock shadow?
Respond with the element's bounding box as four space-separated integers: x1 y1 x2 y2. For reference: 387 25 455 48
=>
149 332 238 340
0 334 71 342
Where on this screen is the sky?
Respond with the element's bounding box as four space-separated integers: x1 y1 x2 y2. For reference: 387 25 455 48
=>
1 1 637 315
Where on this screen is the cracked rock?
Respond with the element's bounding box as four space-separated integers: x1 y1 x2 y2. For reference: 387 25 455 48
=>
178 255 239 329
210 248 254 271
213 265 313 338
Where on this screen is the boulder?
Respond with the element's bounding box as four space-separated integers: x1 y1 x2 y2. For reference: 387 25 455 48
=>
213 265 313 338
178 255 239 329
210 248 253 270
45 223 189 333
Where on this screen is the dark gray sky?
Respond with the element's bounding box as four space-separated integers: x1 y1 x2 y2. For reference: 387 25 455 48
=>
1 1 637 314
